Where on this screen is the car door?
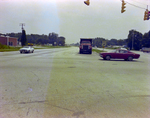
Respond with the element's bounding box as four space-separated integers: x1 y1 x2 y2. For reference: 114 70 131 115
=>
112 50 120 58
118 50 129 59
29 47 32 52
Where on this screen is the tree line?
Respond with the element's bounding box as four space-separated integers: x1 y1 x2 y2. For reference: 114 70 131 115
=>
92 30 150 50
1 30 150 50
0 31 65 46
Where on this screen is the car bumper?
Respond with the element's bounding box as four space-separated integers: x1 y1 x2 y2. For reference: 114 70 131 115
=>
20 50 30 53
100 54 103 58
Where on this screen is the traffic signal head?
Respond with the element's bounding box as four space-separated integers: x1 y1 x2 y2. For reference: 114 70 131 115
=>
84 0 90 6
121 0 126 13
144 9 149 20
148 11 150 20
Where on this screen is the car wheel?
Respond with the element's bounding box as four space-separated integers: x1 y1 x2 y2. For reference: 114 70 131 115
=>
32 50 34 53
128 56 133 61
105 55 111 60
20 51 22 53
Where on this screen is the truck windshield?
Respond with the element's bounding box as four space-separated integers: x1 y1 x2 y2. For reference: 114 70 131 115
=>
82 41 90 43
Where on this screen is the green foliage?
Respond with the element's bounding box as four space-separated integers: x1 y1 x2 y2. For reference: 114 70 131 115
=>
92 37 105 48
57 37 65 46
127 30 145 50
142 31 150 47
4 32 66 46
92 49 106 53
0 43 20 51
0 43 10 49
21 30 27 46
3 30 150 50
92 38 127 48
92 30 149 51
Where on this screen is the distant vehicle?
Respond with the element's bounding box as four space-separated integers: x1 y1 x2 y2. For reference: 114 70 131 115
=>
20 46 34 53
141 47 150 53
99 49 140 61
79 38 92 54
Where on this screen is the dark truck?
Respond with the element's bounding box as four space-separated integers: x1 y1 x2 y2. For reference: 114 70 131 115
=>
79 38 92 54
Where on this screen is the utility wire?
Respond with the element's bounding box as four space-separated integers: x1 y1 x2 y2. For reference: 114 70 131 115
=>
120 0 148 10
126 1 147 10
127 0 150 6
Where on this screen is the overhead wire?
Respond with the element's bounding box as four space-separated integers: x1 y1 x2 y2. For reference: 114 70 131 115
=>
127 0 149 6
125 1 147 10
120 0 149 10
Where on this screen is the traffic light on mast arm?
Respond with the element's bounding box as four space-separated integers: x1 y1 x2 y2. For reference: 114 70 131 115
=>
84 0 90 6
121 0 126 13
144 9 149 20
148 11 150 20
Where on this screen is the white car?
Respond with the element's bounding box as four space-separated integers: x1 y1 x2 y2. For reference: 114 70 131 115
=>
20 46 34 53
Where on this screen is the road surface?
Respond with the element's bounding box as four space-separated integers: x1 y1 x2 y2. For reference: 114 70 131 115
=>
0 47 150 118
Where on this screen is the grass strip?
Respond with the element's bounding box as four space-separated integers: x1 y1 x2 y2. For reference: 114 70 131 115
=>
92 49 106 53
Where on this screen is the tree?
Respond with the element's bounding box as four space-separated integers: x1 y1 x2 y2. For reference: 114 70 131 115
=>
107 39 118 46
48 33 58 46
117 39 127 46
21 30 27 46
57 36 65 46
142 31 150 47
127 30 143 50
93 37 106 47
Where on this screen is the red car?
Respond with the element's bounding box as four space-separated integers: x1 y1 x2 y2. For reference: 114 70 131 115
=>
100 49 140 61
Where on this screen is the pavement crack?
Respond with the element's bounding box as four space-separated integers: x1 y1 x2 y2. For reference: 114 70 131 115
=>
26 108 30 116
19 100 47 104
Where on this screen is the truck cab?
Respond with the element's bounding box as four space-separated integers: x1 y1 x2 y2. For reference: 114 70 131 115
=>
79 38 92 54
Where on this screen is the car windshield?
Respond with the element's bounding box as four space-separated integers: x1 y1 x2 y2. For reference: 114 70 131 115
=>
23 46 29 48
111 50 117 53
82 41 90 43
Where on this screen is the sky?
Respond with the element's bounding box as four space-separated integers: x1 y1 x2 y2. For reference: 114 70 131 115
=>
0 0 150 44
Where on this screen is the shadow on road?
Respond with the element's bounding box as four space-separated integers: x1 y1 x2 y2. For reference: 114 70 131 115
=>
98 59 144 63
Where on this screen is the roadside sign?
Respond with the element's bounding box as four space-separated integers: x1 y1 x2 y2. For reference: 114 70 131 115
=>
102 41 106 46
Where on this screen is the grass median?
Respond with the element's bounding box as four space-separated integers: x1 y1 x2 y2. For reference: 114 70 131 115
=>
0 45 71 52
92 49 106 53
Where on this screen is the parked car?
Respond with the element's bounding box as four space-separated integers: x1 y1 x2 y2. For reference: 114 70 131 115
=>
20 46 34 53
141 47 150 53
100 49 140 61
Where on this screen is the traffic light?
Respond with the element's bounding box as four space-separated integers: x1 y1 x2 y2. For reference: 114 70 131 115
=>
84 0 90 6
144 9 149 20
148 11 150 20
121 0 126 13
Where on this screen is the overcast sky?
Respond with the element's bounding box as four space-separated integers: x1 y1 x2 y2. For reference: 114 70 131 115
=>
0 0 150 44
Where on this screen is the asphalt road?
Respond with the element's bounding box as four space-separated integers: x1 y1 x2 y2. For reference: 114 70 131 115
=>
0 47 150 118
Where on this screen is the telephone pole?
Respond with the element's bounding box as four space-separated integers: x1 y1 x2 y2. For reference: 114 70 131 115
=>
19 23 25 30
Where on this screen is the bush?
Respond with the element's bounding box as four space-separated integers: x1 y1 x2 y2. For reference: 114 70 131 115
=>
0 43 10 49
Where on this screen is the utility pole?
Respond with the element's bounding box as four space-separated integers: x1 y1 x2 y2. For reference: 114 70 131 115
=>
19 23 25 30
132 30 134 50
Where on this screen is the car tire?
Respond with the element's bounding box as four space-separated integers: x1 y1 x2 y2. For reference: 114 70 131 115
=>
20 51 22 53
128 56 133 61
105 55 111 60
32 50 34 53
